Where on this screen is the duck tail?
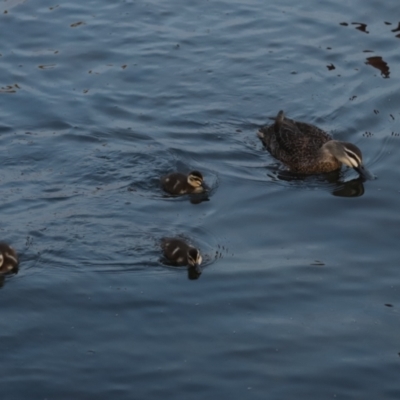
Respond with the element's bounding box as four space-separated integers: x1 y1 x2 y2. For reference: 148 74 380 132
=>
273 110 285 133
268 110 285 121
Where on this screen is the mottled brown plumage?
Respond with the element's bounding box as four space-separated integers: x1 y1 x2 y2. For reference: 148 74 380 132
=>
160 171 205 195
257 110 373 178
161 237 202 267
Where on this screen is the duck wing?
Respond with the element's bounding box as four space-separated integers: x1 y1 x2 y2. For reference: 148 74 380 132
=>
274 114 332 157
274 114 305 156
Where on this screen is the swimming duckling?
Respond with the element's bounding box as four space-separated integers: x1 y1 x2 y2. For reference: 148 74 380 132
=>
0 243 19 274
161 171 205 195
161 237 202 268
257 110 373 179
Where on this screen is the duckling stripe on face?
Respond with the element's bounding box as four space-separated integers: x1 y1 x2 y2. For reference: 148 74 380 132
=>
5 252 17 266
177 257 184 263
344 148 361 168
0 254 3 267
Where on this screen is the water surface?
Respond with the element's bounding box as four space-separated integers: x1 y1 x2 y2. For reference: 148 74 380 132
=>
1 0 400 399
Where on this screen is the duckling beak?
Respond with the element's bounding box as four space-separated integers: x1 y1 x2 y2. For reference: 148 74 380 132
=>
355 164 375 180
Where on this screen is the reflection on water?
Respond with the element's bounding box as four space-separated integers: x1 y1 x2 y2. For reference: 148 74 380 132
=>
188 265 202 280
160 260 202 280
160 192 210 205
272 169 366 197
189 193 210 204
331 177 365 197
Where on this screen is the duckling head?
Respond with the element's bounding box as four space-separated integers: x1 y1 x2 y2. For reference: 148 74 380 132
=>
187 247 202 268
187 171 204 188
323 141 374 180
0 244 19 274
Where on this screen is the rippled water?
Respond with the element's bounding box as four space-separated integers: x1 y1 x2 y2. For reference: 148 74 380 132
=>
1 0 400 398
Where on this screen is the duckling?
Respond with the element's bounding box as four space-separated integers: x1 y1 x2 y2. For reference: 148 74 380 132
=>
161 171 205 195
257 110 373 179
0 243 18 274
161 237 202 268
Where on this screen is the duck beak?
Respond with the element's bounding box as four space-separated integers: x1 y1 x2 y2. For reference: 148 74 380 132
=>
355 164 375 180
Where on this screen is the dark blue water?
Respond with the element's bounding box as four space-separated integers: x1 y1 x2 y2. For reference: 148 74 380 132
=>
1 0 400 399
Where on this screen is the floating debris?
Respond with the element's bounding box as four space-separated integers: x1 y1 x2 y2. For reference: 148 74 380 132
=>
352 22 369 33
38 64 56 70
70 21 85 28
310 260 325 266
0 84 20 94
365 56 390 78
391 22 400 32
